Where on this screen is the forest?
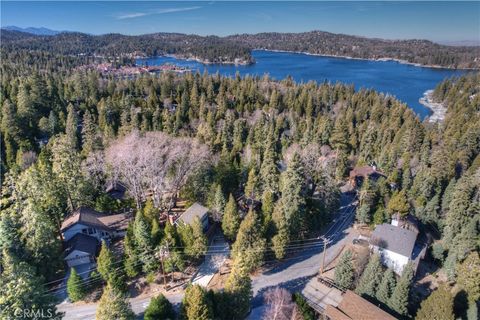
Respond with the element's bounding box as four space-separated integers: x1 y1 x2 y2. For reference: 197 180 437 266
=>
2 28 479 68
0 42 479 319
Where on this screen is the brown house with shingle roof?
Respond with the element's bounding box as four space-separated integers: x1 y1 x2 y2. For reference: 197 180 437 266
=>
325 290 396 320
349 165 386 188
61 207 131 242
61 207 131 267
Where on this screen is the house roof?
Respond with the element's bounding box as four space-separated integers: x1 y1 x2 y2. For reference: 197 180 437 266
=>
176 202 209 226
349 166 386 179
370 223 417 258
64 233 98 258
325 290 396 320
61 207 130 232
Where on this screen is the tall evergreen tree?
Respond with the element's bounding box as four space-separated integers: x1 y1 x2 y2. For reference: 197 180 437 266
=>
224 260 253 320
97 240 115 282
244 167 260 200
222 194 241 242
416 285 454 320
96 283 135 320
231 208 266 272
272 152 306 258
182 285 213 320
375 268 396 305
355 254 383 299
388 263 414 316
0 250 61 320
144 294 175 320
334 250 354 290
66 103 79 149
67 268 86 302
133 210 156 272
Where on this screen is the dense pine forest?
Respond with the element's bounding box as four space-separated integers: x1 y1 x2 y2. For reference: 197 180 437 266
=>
0 43 479 319
2 28 479 68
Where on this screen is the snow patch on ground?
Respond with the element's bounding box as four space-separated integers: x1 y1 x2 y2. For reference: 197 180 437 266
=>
420 89 446 123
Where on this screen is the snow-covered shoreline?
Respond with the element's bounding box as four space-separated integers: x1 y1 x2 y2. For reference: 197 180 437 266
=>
419 90 446 123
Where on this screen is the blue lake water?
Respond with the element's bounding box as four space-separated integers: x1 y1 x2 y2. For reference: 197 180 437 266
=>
137 50 469 119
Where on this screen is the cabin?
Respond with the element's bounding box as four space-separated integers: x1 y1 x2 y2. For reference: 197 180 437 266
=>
349 165 386 188
61 207 130 242
369 223 418 275
174 202 209 232
325 290 396 320
105 181 127 200
61 207 131 268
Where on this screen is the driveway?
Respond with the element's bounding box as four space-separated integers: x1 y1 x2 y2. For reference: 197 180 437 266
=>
192 231 230 287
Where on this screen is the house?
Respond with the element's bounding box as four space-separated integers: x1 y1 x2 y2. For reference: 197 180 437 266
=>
105 181 127 200
61 207 131 268
369 223 418 275
349 165 386 188
174 202 209 232
64 233 99 268
325 290 396 320
61 207 131 242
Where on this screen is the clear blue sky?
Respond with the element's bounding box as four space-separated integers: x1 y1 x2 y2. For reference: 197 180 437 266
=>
2 1 479 42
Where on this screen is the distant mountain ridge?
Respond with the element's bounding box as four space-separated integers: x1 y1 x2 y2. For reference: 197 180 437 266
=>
2 26 65 36
1 28 478 69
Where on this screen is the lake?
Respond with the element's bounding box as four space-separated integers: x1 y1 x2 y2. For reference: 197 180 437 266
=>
137 50 469 120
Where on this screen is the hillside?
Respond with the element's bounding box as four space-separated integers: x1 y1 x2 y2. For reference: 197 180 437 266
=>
1 29 478 69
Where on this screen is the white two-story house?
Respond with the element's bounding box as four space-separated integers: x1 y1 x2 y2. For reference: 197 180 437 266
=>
369 223 418 275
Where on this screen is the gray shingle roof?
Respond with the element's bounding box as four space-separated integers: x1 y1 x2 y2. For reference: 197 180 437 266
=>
64 233 98 257
177 202 209 226
370 223 417 258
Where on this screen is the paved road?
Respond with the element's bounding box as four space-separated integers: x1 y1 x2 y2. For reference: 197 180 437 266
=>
58 193 356 319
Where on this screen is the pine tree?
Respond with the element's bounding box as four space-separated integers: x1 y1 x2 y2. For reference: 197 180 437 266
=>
151 218 162 247
124 223 141 278
133 210 157 272
81 109 98 156
222 194 241 242
96 283 135 320
387 190 410 218
0 250 61 320
261 190 275 237
231 208 266 272
144 294 175 320
182 285 213 320
67 268 86 302
260 144 279 194
388 263 414 316
212 184 226 220
375 268 396 305
244 167 260 200
97 240 115 282
272 152 306 257
188 217 208 259
66 103 79 149
224 261 253 319
355 254 383 298
456 251 480 303
416 285 454 320
334 250 354 290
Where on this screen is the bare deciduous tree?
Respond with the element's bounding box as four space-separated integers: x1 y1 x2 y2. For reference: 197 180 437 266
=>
262 287 302 320
105 131 210 210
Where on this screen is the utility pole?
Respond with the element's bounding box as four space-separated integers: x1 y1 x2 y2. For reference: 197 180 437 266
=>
320 236 329 275
157 243 170 288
